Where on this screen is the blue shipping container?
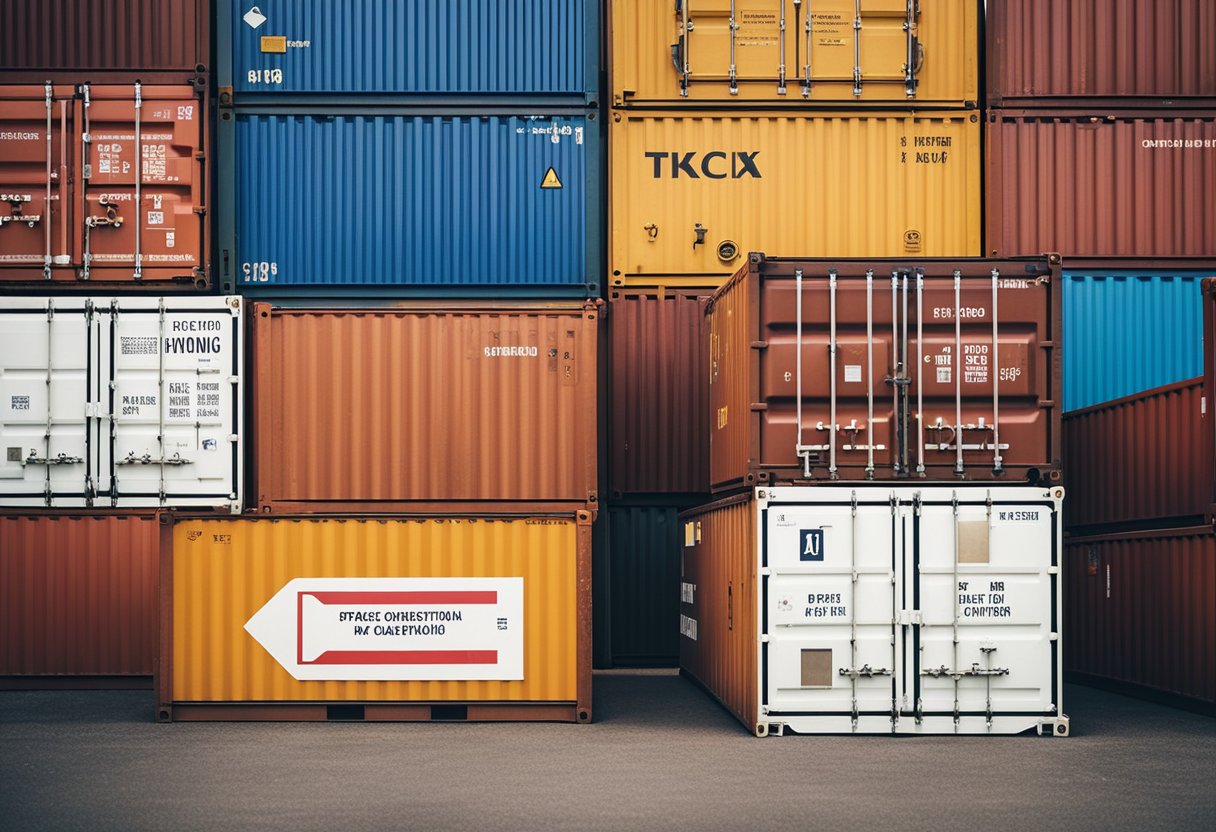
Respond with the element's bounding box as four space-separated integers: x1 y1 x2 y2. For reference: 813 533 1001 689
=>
222 0 597 102
220 111 600 295
1064 271 1211 411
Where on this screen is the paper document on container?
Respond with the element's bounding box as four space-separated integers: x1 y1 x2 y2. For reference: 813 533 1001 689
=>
244 577 524 681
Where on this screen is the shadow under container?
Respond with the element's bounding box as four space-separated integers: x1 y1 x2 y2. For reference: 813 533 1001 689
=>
708 254 1063 491
157 511 593 722
1 511 158 689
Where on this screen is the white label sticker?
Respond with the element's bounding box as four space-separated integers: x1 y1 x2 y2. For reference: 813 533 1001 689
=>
243 6 267 29
844 364 862 383
244 577 525 681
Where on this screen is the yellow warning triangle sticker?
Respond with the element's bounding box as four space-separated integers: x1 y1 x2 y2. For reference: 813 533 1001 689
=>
540 167 563 189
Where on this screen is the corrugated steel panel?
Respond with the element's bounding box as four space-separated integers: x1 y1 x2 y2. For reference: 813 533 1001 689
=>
709 255 1062 490
0 1 209 79
0 513 157 681
1063 270 1209 411
1064 380 1213 531
1066 527 1216 709
223 112 598 295
609 289 713 496
610 110 981 287
224 0 596 101
251 303 599 513
987 0 1216 106
679 494 758 732
0 83 210 289
604 504 685 666
986 111 1216 259
611 0 979 107
159 513 592 720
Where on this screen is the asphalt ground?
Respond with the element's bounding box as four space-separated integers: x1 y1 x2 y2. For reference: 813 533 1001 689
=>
1 671 1213 832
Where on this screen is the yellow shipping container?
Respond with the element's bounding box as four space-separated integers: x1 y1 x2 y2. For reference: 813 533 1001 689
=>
610 0 979 107
610 110 980 287
157 513 592 722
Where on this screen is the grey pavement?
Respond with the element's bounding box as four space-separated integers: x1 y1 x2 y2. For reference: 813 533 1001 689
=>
1 671 1213 832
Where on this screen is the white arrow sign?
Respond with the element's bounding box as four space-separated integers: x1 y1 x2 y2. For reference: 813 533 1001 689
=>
244 577 524 681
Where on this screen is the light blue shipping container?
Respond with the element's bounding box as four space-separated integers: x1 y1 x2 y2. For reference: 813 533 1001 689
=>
221 0 598 103
219 111 600 296
1063 270 1211 411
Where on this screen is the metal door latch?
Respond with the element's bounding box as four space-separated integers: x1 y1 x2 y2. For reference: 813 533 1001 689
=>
922 663 1010 680
839 664 892 679
693 223 707 249
22 451 83 466
117 451 192 466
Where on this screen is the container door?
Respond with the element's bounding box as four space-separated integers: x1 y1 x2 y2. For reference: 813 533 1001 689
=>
0 300 98 506
912 493 1059 733
0 85 74 282
677 2 791 92
805 0 914 91
78 85 204 284
99 299 240 509
763 494 902 732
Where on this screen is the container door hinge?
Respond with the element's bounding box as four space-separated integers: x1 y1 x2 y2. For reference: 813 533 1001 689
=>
1048 565 1060 575
84 402 102 418
896 610 922 626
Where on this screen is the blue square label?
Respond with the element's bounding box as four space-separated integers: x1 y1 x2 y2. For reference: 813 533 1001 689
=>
800 529 825 562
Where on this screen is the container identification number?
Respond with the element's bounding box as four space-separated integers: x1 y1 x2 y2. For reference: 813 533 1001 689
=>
247 69 284 85
932 306 986 319
242 261 278 282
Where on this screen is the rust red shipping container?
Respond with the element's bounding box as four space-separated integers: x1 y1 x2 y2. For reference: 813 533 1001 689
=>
609 289 712 497
1065 527 1216 711
1064 279 1216 531
0 83 209 288
986 110 1216 260
251 302 600 514
987 0 1216 106
0 1 209 82
708 255 1063 491
0 513 158 687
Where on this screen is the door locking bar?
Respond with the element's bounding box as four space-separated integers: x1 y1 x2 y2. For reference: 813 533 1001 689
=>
117 451 192 466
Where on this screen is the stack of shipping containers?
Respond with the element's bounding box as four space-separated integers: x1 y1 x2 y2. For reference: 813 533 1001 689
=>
986 0 1216 712
145 0 603 721
0 0 242 690
601 0 984 670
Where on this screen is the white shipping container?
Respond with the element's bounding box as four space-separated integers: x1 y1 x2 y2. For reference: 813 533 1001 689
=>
680 486 1068 736
0 296 243 510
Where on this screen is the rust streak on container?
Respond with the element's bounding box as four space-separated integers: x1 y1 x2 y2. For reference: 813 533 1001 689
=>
0 512 158 686
0 1 210 81
252 302 599 513
609 289 712 497
708 255 1062 490
986 110 1216 260
987 0 1216 106
1065 527 1216 711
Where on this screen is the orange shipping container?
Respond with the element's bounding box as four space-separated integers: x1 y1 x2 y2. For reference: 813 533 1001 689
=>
157 512 593 722
0 83 209 288
251 302 600 514
0 512 158 687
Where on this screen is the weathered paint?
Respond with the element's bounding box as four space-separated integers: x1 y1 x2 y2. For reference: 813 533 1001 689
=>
224 0 597 102
0 513 158 684
611 0 979 107
159 513 593 721
251 302 598 513
223 111 598 295
610 110 981 286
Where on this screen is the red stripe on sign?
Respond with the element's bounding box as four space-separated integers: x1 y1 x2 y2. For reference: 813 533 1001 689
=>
305 650 499 666
304 591 498 605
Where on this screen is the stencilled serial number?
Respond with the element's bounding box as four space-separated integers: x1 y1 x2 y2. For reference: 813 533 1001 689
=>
247 69 284 85
932 307 987 319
